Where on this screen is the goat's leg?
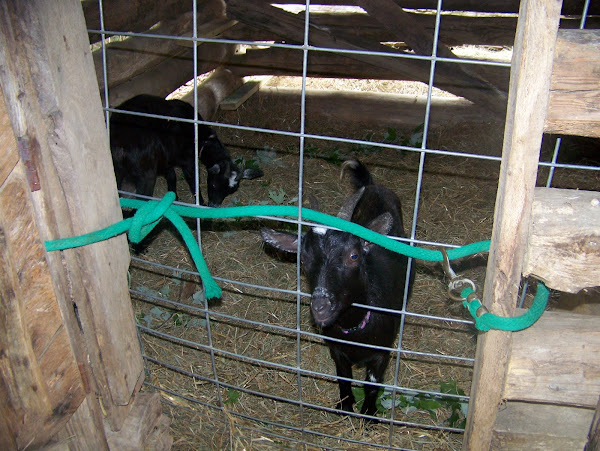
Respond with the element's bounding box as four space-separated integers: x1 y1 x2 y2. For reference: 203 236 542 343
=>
360 353 390 418
329 347 355 413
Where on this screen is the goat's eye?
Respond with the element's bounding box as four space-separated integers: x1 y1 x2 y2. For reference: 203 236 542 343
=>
348 252 359 263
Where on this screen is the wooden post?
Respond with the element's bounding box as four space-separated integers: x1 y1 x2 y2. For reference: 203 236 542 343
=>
463 0 563 449
0 0 143 436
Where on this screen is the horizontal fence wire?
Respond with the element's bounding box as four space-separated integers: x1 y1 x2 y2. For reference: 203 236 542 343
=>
96 0 597 449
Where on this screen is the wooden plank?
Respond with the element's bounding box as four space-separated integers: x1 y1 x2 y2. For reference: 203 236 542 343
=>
463 0 563 449
0 85 18 186
356 0 507 115
225 0 507 117
504 310 600 407
104 42 236 108
0 162 86 448
254 0 598 15
545 29 600 138
523 188 600 293
228 47 510 93
104 393 165 450
177 17 238 47
177 66 243 120
93 12 194 92
492 402 594 450
0 0 143 430
50 395 110 451
0 83 86 448
219 80 261 110
226 12 596 48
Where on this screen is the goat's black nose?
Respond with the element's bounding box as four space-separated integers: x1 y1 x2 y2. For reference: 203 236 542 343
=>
311 290 333 325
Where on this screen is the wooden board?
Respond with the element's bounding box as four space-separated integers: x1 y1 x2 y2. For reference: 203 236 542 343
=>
504 310 600 407
524 187 600 293
225 0 507 117
0 0 143 431
0 161 85 447
546 30 600 138
492 402 594 450
177 17 238 47
463 0 563 449
219 80 261 110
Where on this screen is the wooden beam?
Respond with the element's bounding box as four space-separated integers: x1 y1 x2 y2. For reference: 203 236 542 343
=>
504 310 600 408
0 0 143 431
523 188 600 293
355 0 507 114
0 135 86 447
220 80 261 110
177 67 244 120
546 29 600 138
228 46 510 92
492 402 594 450
225 0 507 116
82 0 200 44
226 11 596 48
255 0 597 15
463 0 563 449
104 42 236 107
93 12 194 92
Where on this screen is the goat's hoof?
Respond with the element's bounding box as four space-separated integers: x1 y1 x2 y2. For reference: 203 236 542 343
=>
336 400 355 414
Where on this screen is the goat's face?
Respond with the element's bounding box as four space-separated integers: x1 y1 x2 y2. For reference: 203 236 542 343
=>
301 229 369 328
204 137 263 207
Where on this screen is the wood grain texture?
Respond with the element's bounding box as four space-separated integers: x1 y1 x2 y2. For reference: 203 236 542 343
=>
0 0 143 431
0 163 85 448
504 310 600 407
524 188 600 293
492 402 594 450
225 0 507 116
463 0 563 449
546 29 600 137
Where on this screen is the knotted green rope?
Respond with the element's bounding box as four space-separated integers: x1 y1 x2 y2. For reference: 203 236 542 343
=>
44 192 548 331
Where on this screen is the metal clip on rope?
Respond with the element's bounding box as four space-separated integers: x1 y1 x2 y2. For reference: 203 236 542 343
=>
439 248 548 331
440 249 488 317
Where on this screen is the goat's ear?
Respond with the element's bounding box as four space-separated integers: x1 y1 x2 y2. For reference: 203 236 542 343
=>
241 168 263 180
208 163 221 175
260 227 300 255
362 212 394 252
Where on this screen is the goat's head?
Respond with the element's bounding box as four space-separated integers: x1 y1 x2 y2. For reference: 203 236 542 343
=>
204 135 263 207
260 188 394 328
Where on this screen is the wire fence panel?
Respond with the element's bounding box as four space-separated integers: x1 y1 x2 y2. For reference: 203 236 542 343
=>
91 0 599 449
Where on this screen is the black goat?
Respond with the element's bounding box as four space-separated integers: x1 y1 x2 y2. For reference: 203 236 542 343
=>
110 94 263 206
261 160 413 418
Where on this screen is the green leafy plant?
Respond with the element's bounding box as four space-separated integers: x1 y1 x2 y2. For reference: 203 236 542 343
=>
224 388 240 404
269 188 286 205
351 380 467 428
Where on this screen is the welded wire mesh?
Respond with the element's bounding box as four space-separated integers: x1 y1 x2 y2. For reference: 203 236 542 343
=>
91 0 598 449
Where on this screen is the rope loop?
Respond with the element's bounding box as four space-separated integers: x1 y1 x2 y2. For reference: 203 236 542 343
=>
129 192 176 244
461 283 549 331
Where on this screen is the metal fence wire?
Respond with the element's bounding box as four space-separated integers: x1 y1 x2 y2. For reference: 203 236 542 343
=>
91 1 597 449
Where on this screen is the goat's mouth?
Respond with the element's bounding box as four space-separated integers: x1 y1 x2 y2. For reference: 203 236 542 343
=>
310 294 339 328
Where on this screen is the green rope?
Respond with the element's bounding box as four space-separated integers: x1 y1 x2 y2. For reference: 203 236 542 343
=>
44 192 548 330
460 283 549 331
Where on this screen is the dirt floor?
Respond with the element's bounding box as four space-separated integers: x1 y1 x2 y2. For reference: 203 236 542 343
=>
126 74 600 450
